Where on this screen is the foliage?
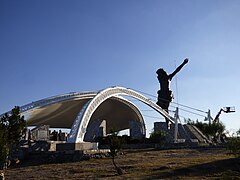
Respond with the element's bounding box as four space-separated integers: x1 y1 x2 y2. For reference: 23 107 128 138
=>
205 122 225 137
107 130 124 175
236 128 240 137
227 137 240 157
108 131 123 158
149 130 166 144
187 119 225 142
187 119 205 132
0 106 26 170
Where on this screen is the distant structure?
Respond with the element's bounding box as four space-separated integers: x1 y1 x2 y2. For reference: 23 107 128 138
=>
154 122 209 144
0 86 174 143
156 58 188 126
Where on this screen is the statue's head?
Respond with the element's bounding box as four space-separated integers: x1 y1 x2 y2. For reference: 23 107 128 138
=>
156 68 167 76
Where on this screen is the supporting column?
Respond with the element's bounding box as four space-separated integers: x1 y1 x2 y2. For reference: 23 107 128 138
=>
174 107 179 143
129 120 145 140
98 120 106 137
84 119 106 142
207 109 212 124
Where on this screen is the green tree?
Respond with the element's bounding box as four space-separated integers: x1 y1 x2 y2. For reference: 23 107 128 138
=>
236 128 240 137
204 122 225 140
227 137 240 157
108 130 124 175
0 106 26 170
149 130 166 144
187 120 225 142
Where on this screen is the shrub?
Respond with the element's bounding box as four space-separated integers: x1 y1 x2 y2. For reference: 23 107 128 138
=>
149 130 166 144
187 119 226 142
236 128 240 137
227 137 240 157
107 131 124 175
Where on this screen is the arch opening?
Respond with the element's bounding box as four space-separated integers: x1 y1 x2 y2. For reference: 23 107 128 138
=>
67 87 174 143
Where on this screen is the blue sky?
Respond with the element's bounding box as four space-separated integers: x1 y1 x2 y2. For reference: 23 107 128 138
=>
1 0 240 134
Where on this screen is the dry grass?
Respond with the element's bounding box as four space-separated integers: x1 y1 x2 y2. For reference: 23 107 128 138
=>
4 148 240 179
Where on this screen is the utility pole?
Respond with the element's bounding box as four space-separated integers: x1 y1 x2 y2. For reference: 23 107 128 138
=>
207 109 212 124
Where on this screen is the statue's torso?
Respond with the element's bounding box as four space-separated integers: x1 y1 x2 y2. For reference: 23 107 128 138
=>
158 75 170 91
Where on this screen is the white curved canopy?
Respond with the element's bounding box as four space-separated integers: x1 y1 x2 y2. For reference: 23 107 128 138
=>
0 86 174 143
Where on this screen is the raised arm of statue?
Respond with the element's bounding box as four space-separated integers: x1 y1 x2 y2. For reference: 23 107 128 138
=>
168 58 188 80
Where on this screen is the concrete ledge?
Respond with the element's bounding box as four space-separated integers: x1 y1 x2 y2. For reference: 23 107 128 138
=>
56 142 98 151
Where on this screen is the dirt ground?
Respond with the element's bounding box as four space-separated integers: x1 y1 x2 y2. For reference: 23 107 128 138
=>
4 148 240 179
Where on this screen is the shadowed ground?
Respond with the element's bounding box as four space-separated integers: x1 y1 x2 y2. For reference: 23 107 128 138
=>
5 148 240 179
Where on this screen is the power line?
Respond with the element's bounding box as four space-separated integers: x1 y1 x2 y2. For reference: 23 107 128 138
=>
133 89 157 99
143 114 165 120
141 109 155 112
133 88 207 115
171 101 207 114
142 105 205 118
174 59 179 106
140 100 206 118
171 105 206 118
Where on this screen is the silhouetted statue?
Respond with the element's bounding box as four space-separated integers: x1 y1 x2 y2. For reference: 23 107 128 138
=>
156 58 188 126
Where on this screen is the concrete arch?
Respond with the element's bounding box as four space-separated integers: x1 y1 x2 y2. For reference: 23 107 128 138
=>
67 86 174 143
83 95 146 142
0 86 174 144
